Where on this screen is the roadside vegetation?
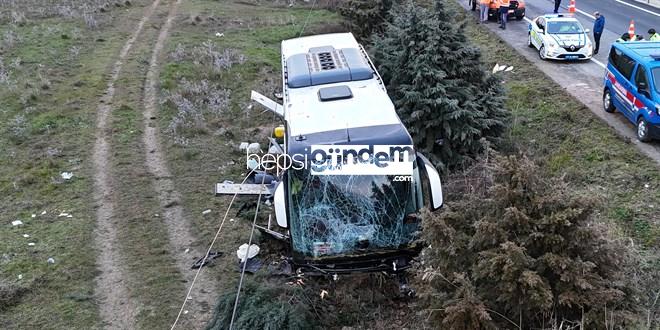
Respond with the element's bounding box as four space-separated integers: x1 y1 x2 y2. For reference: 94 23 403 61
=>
1 0 658 329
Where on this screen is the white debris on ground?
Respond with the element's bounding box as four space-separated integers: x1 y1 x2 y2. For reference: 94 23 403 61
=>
23 234 29 238
202 209 211 215
18 274 22 280
61 172 74 180
12 220 23 226
31 214 36 218
236 243 260 262
58 212 73 218
492 63 514 73
238 142 249 151
47 257 55 264
28 242 35 246
215 32 224 37
41 211 46 215
247 143 261 154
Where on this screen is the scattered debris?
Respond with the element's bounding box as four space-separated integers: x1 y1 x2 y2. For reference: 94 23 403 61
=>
184 248 190 253
184 310 189 315
238 142 249 151
191 251 223 269
320 289 329 299
58 212 70 217
22 234 29 238
237 258 262 273
202 209 212 215
31 214 36 218
229 218 235 222
246 158 258 170
28 243 35 246
236 243 260 262
215 32 224 37
17 274 22 280
61 172 74 180
492 63 512 73
645 184 650 188
40 211 46 215
11 220 23 226
247 143 261 154
47 257 55 264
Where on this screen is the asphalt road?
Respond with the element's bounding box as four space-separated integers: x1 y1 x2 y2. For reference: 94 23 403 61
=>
457 0 660 165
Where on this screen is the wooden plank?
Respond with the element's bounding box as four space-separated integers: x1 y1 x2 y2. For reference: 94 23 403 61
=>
215 183 272 196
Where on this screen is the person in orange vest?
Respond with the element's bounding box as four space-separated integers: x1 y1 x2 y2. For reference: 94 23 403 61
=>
499 0 510 30
479 0 490 24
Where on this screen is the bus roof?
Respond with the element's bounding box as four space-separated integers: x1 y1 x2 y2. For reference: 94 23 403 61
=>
281 33 404 138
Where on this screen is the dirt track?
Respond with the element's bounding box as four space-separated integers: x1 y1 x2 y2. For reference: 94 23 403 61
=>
91 1 161 328
142 0 219 327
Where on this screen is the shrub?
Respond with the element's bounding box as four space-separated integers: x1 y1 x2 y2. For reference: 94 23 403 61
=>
338 0 395 39
206 278 318 330
372 1 508 173
0 280 29 312
419 154 639 329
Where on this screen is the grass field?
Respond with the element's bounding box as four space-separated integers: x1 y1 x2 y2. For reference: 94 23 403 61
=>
1 0 658 328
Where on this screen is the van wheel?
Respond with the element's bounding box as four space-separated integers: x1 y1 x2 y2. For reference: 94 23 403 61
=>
539 45 546 60
603 88 615 113
637 118 651 142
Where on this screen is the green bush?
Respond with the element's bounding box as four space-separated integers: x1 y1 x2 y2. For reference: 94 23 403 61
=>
372 1 508 172
206 278 318 330
419 155 639 329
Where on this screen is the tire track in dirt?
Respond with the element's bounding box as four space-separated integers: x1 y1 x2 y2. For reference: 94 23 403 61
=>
143 0 218 328
92 0 161 328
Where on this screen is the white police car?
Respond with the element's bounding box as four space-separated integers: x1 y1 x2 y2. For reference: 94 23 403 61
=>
528 14 593 61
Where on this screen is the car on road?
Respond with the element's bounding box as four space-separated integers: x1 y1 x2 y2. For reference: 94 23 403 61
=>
603 41 660 142
527 14 593 61
469 0 526 20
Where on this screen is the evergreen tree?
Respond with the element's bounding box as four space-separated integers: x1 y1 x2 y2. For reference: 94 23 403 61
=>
372 1 508 172
419 155 639 329
339 0 395 39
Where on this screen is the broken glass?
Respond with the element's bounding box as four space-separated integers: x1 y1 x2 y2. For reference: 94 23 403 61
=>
288 167 423 259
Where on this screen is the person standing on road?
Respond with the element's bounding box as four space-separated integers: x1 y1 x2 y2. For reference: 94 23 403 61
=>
554 0 561 13
480 0 490 23
649 29 660 41
593 12 605 54
499 0 510 30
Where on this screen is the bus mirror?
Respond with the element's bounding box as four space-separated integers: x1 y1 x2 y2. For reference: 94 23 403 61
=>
417 154 443 211
274 181 288 228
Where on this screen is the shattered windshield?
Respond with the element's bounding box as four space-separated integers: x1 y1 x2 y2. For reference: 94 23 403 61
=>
288 167 423 259
547 21 584 34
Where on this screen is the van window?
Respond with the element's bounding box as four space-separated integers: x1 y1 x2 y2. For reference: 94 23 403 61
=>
653 68 660 94
634 66 649 91
609 48 636 80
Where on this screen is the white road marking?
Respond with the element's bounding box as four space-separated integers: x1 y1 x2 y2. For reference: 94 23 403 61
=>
522 16 605 69
576 8 596 20
614 0 660 17
591 57 606 69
